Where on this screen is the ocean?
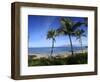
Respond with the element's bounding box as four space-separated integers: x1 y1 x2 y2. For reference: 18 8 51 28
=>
28 46 87 55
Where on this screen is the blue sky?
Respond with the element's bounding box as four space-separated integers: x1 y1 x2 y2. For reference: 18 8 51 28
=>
28 15 88 48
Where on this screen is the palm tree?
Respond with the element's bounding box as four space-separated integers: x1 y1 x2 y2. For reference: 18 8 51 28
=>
57 17 84 56
75 29 86 54
47 29 57 57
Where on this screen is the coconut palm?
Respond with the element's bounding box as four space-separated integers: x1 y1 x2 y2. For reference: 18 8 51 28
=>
75 29 86 54
57 17 84 56
47 29 57 57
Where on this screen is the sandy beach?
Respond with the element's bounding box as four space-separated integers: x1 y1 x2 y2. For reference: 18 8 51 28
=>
28 49 87 59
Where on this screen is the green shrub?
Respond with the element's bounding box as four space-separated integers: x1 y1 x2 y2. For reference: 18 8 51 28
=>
65 52 87 64
28 52 88 66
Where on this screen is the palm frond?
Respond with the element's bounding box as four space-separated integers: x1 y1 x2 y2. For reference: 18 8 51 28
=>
72 22 84 31
46 29 57 39
74 29 87 40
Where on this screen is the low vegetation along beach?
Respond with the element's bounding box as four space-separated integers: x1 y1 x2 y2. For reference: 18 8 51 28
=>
28 48 88 66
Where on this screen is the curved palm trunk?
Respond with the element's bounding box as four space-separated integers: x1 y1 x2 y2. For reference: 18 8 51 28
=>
50 39 54 57
80 37 83 54
68 34 74 56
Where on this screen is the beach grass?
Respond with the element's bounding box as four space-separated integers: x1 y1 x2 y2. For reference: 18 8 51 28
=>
28 52 88 66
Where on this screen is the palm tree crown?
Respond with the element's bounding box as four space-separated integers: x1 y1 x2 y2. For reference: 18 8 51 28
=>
75 29 86 54
57 17 84 56
47 29 57 41
75 29 86 39
47 29 57 57
57 18 84 35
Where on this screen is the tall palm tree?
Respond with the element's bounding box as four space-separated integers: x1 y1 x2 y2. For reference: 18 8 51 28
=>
47 29 57 57
57 17 84 56
75 29 86 54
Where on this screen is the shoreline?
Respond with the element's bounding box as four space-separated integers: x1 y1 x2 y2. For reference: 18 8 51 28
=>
28 49 87 59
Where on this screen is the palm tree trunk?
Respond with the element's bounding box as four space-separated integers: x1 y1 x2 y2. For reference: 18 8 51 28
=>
50 39 54 57
80 37 83 54
68 34 74 56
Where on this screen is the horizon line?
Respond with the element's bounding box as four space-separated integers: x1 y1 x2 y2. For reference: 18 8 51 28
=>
28 45 88 48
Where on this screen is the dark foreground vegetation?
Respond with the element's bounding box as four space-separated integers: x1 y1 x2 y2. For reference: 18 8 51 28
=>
28 52 87 66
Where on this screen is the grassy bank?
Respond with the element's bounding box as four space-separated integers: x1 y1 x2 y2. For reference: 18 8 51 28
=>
28 52 88 66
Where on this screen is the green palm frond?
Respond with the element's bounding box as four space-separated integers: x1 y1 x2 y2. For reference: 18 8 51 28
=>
59 17 74 35
75 29 86 39
60 18 85 35
47 29 57 39
61 18 73 29
72 22 84 31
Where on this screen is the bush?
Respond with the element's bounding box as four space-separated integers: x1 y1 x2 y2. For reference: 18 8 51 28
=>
28 52 88 66
65 53 87 64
